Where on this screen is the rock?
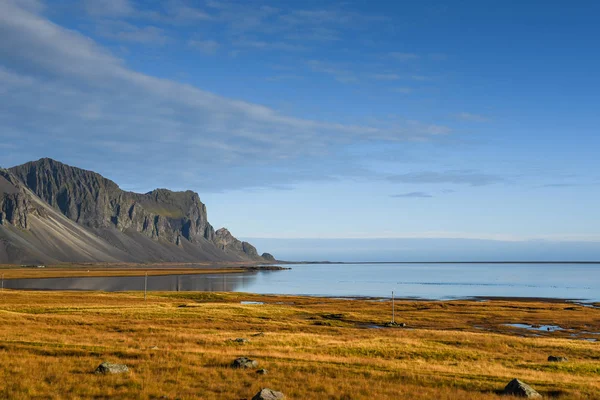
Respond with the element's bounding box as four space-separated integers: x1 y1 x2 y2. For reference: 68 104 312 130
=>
252 388 285 400
256 369 268 375
231 357 258 369
384 321 406 328
94 362 129 374
149 346 160 350
261 252 276 261
214 228 261 259
548 355 568 362
251 332 265 337
229 338 249 344
502 378 542 398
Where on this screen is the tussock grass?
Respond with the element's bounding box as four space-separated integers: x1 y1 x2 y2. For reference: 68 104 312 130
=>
0 290 598 399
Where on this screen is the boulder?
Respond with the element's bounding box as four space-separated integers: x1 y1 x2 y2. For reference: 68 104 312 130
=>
232 357 258 369
256 369 268 375
252 388 285 400
229 338 249 344
94 362 129 374
502 379 542 398
548 355 568 362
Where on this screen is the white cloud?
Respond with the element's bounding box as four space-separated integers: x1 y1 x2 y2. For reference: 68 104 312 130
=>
455 112 489 122
371 73 400 81
388 170 505 186
389 52 419 61
189 39 220 54
84 0 133 17
0 1 453 191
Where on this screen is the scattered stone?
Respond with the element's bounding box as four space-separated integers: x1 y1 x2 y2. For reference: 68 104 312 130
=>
149 346 160 350
251 332 265 337
230 338 249 344
252 388 285 400
256 369 268 375
548 355 568 362
94 362 129 375
384 321 407 328
232 357 258 369
502 378 542 398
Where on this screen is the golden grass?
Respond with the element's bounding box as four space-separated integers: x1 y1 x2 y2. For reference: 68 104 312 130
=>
0 291 598 399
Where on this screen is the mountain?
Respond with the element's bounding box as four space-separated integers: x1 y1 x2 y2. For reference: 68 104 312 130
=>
0 158 272 264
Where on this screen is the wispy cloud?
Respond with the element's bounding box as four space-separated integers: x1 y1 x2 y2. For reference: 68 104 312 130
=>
371 73 400 81
388 171 505 186
235 38 306 52
96 21 170 44
392 87 413 94
389 52 419 61
307 60 357 83
539 183 581 188
411 75 432 81
84 0 133 17
0 1 452 191
188 39 219 54
391 192 433 198
455 112 489 122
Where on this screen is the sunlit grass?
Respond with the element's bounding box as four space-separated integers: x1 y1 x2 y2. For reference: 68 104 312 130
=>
0 290 598 399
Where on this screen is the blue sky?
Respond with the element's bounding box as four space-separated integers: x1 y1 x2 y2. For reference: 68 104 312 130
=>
1 0 599 246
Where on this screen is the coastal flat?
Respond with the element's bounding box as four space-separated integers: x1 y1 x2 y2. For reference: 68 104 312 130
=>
0 291 598 399
0 263 268 280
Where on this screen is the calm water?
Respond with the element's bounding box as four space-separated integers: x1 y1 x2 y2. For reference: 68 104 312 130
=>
5 263 600 302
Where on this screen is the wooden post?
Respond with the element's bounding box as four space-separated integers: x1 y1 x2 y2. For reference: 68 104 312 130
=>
392 290 395 323
144 272 148 301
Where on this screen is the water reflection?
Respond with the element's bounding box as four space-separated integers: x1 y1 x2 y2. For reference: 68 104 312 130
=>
4 263 600 302
5 272 257 292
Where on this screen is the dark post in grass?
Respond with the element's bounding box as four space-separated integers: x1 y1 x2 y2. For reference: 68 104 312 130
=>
1 273 3 291
144 272 148 301
392 290 395 324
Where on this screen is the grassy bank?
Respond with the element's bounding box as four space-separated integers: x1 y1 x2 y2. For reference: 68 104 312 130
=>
0 291 598 399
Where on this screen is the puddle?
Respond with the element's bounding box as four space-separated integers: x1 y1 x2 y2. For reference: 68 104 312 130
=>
240 301 264 305
503 323 563 332
357 323 384 329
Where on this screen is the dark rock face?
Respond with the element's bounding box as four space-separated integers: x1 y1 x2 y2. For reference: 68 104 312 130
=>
502 379 542 398
94 362 129 374
0 171 31 229
5 159 268 262
0 159 273 264
261 252 276 261
214 228 261 259
252 388 285 400
10 159 214 244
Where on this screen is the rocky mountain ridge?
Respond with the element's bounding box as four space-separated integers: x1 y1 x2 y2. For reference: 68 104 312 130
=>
0 159 272 264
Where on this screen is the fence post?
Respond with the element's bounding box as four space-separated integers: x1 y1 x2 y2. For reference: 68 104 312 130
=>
144 272 148 301
392 290 395 323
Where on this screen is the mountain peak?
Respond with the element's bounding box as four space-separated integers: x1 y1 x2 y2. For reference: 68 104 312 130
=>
0 159 272 264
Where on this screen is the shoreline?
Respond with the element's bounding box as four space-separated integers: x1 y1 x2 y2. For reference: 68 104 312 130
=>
0 265 288 280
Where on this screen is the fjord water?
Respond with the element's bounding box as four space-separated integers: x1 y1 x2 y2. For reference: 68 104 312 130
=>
6 263 600 302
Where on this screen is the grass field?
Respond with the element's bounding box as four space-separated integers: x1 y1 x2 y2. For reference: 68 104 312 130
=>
0 290 598 399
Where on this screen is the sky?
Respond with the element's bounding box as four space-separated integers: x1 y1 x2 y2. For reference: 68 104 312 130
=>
1 0 599 252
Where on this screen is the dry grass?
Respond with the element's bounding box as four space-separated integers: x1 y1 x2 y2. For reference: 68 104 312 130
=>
0 290 598 399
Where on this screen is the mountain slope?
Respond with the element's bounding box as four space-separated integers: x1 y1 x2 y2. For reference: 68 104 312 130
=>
0 159 270 264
